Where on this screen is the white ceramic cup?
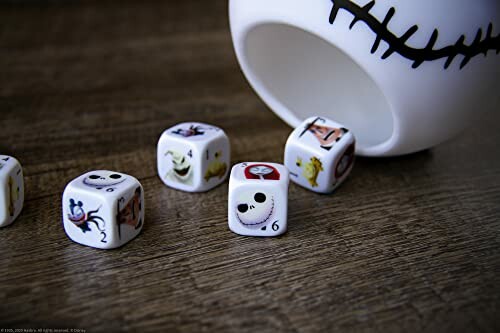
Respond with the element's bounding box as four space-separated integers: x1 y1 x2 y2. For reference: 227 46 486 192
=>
229 0 500 156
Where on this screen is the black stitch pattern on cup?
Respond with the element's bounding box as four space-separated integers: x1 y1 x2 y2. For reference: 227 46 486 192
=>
328 0 500 69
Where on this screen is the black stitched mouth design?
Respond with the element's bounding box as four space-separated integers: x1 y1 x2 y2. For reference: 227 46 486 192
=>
329 0 500 69
174 166 190 177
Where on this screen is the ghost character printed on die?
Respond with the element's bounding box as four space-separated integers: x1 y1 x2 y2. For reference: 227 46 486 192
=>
299 117 348 151
164 149 194 185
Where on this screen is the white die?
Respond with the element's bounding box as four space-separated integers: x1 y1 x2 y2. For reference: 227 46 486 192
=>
62 170 144 249
157 122 230 192
284 116 356 194
0 155 24 227
228 162 289 237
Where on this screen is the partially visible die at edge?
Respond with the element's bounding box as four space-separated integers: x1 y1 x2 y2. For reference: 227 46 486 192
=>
228 162 289 237
284 116 356 194
0 155 24 227
157 122 230 192
62 170 145 250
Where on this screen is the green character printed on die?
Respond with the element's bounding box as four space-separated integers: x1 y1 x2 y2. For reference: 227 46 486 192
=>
165 150 193 185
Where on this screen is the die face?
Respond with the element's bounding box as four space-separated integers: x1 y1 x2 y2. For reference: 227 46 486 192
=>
157 122 229 192
228 163 289 237
157 139 200 192
62 189 111 248
114 184 145 247
62 171 144 249
0 155 24 227
290 116 352 154
285 145 330 193
285 117 356 193
198 136 230 192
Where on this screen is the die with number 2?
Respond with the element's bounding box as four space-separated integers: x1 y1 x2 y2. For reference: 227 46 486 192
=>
62 170 145 249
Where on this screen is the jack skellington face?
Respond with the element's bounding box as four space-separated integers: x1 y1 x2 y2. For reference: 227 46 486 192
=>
236 190 275 230
83 171 126 191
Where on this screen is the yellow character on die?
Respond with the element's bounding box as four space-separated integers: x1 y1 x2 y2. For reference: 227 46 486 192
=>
296 157 324 187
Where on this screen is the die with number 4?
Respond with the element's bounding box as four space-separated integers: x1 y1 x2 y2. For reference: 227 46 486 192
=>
157 122 230 192
0 155 24 227
284 116 356 194
62 170 144 249
228 162 289 237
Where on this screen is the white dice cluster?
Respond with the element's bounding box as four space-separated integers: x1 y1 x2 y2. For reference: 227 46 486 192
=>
227 116 355 237
157 122 230 192
62 170 144 249
284 116 355 193
0 155 24 228
5 117 355 245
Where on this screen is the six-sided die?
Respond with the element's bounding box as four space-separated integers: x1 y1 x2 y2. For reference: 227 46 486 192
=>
284 116 355 193
157 122 230 192
228 162 289 237
62 170 144 249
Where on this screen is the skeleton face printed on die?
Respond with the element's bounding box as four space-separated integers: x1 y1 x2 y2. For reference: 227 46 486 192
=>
244 164 280 180
299 117 348 151
83 172 126 191
165 150 193 185
236 191 276 231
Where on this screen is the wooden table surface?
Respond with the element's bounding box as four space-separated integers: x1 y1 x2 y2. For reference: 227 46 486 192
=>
1 1 499 332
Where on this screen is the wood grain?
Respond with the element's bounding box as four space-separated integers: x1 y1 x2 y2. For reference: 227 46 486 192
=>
0 1 499 332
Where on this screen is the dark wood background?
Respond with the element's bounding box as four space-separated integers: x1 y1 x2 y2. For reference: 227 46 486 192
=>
1 1 499 332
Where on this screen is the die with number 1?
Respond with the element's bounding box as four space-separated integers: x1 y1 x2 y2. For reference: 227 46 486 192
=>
157 122 230 192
